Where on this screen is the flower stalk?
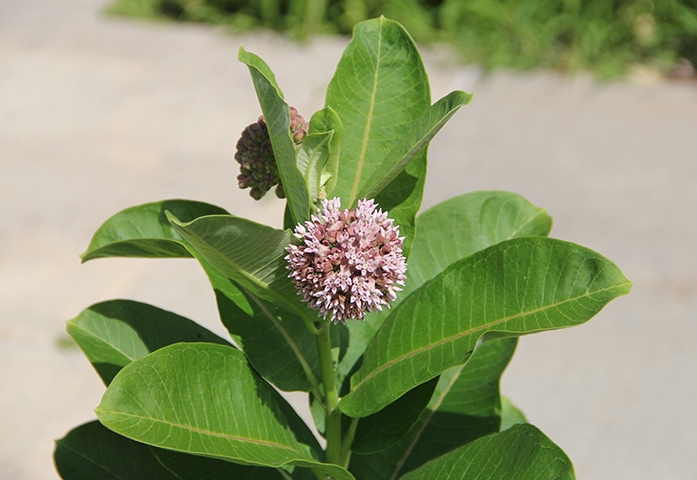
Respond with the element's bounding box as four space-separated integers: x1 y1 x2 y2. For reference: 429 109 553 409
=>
316 321 342 467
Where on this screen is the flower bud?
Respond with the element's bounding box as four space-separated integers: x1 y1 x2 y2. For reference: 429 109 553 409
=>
235 106 309 200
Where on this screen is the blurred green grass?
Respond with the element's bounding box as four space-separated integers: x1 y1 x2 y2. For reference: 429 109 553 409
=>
106 0 697 78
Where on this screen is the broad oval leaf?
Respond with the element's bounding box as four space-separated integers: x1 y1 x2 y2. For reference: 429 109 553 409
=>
81 200 228 262
341 237 632 417
326 17 430 208
357 90 473 201
239 47 310 225
67 299 230 385
400 424 575 480
336 191 551 396
96 343 354 480
54 421 179 480
349 338 517 479
408 191 553 290
167 212 314 325
199 256 322 393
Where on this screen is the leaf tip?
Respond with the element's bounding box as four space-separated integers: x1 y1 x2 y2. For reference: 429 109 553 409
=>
539 208 554 235
462 90 474 104
93 405 104 420
164 210 181 226
65 316 77 331
237 45 247 61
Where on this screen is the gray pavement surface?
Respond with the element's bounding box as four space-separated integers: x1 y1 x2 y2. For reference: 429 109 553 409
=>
1 0 696 478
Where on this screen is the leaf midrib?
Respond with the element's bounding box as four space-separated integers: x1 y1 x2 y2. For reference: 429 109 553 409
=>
362 98 463 200
349 24 383 206
204 223 284 280
96 410 301 453
350 282 631 396
69 324 138 362
506 209 549 239
175 221 287 301
83 238 189 260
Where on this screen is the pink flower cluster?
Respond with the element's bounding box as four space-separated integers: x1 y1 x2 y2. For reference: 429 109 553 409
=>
286 198 407 324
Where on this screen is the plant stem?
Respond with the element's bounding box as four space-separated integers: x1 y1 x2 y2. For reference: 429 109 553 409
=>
300 310 322 335
316 321 341 466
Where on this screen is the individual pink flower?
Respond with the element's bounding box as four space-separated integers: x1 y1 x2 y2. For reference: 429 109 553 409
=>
286 198 407 324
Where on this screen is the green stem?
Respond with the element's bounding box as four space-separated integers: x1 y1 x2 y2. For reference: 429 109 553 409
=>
316 321 341 466
300 310 322 335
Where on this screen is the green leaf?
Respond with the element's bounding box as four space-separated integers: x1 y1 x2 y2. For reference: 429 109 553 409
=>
336 191 550 394
325 17 430 208
239 47 310 224
349 338 517 479
341 237 632 417
307 106 343 198
500 396 528 431
399 424 576 480
357 90 472 201
80 200 228 262
350 377 438 454
199 256 322 393
67 300 231 385
152 449 292 480
96 343 354 480
296 131 333 204
374 152 426 258
54 421 179 480
166 212 312 324
408 191 553 291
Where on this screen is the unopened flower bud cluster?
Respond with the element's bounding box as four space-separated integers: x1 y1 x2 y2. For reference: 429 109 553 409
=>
235 107 308 200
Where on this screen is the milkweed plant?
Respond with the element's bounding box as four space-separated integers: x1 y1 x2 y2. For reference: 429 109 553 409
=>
55 17 631 480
